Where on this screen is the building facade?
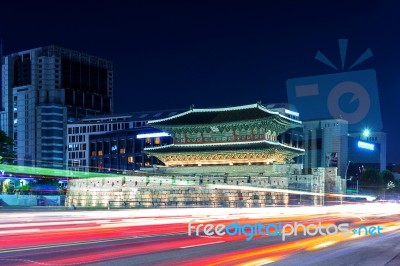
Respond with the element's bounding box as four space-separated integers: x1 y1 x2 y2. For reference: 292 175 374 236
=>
88 128 172 173
303 119 349 179
348 131 386 173
67 110 184 172
1 46 113 168
303 118 387 179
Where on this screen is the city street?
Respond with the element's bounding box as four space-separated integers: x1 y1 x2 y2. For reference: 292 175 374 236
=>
1 2 400 266
0 204 399 265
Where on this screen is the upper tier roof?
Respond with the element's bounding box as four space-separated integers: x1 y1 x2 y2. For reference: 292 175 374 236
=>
147 103 301 126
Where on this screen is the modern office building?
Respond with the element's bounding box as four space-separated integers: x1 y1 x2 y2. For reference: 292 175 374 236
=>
88 127 173 173
348 131 386 173
67 110 184 172
0 46 113 168
303 118 386 179
303 119 349 179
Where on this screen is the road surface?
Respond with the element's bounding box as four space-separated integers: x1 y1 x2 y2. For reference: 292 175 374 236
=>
0 204 399 265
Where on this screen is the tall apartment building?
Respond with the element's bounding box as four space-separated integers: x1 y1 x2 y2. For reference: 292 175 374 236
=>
0 46 113 168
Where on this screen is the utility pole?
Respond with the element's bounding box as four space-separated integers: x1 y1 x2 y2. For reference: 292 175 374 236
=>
357 180 359 194
345 161 352 180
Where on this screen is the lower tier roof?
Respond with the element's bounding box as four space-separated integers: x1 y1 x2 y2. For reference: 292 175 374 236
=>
144 140 304 167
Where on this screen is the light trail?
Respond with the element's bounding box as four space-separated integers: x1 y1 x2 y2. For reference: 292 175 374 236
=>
0 203 398 265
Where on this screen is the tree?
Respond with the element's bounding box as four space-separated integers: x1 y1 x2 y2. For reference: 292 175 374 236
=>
2 179 15 194
0 130 15 164
394 180 400 193
386 181 396 191
359 168 384 193
380 170 395 185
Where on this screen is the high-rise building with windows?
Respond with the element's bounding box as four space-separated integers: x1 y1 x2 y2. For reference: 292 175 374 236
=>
0 46 113 168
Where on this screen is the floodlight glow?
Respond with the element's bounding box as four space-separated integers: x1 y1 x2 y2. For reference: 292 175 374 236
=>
0 164 119 179
284 109 299 117
363 129 370 137
358 141 374 151
136 132 170 139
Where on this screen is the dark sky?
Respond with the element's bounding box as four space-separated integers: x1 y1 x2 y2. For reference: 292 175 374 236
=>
1 1 399 164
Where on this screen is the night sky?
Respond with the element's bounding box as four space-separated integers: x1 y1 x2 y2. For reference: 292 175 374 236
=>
1 1 399 164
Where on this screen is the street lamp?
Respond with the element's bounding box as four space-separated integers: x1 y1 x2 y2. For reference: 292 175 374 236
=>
345 161 352 181
345 161 359 194
362 129 370 138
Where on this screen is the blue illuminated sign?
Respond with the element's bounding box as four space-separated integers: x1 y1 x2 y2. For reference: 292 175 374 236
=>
357 141 374 151
136 132 170 139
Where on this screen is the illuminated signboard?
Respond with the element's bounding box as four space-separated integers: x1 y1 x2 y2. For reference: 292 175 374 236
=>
136 132 170 139
357 141 375 151
284 109 299 117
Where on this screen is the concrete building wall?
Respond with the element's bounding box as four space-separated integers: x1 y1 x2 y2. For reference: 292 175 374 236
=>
303 119 348 178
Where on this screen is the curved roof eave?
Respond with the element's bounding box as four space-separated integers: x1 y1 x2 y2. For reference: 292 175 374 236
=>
147 103 302 125
144 140 305 153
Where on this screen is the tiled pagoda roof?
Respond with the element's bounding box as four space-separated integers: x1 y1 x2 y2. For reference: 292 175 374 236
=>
147 103 301 127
